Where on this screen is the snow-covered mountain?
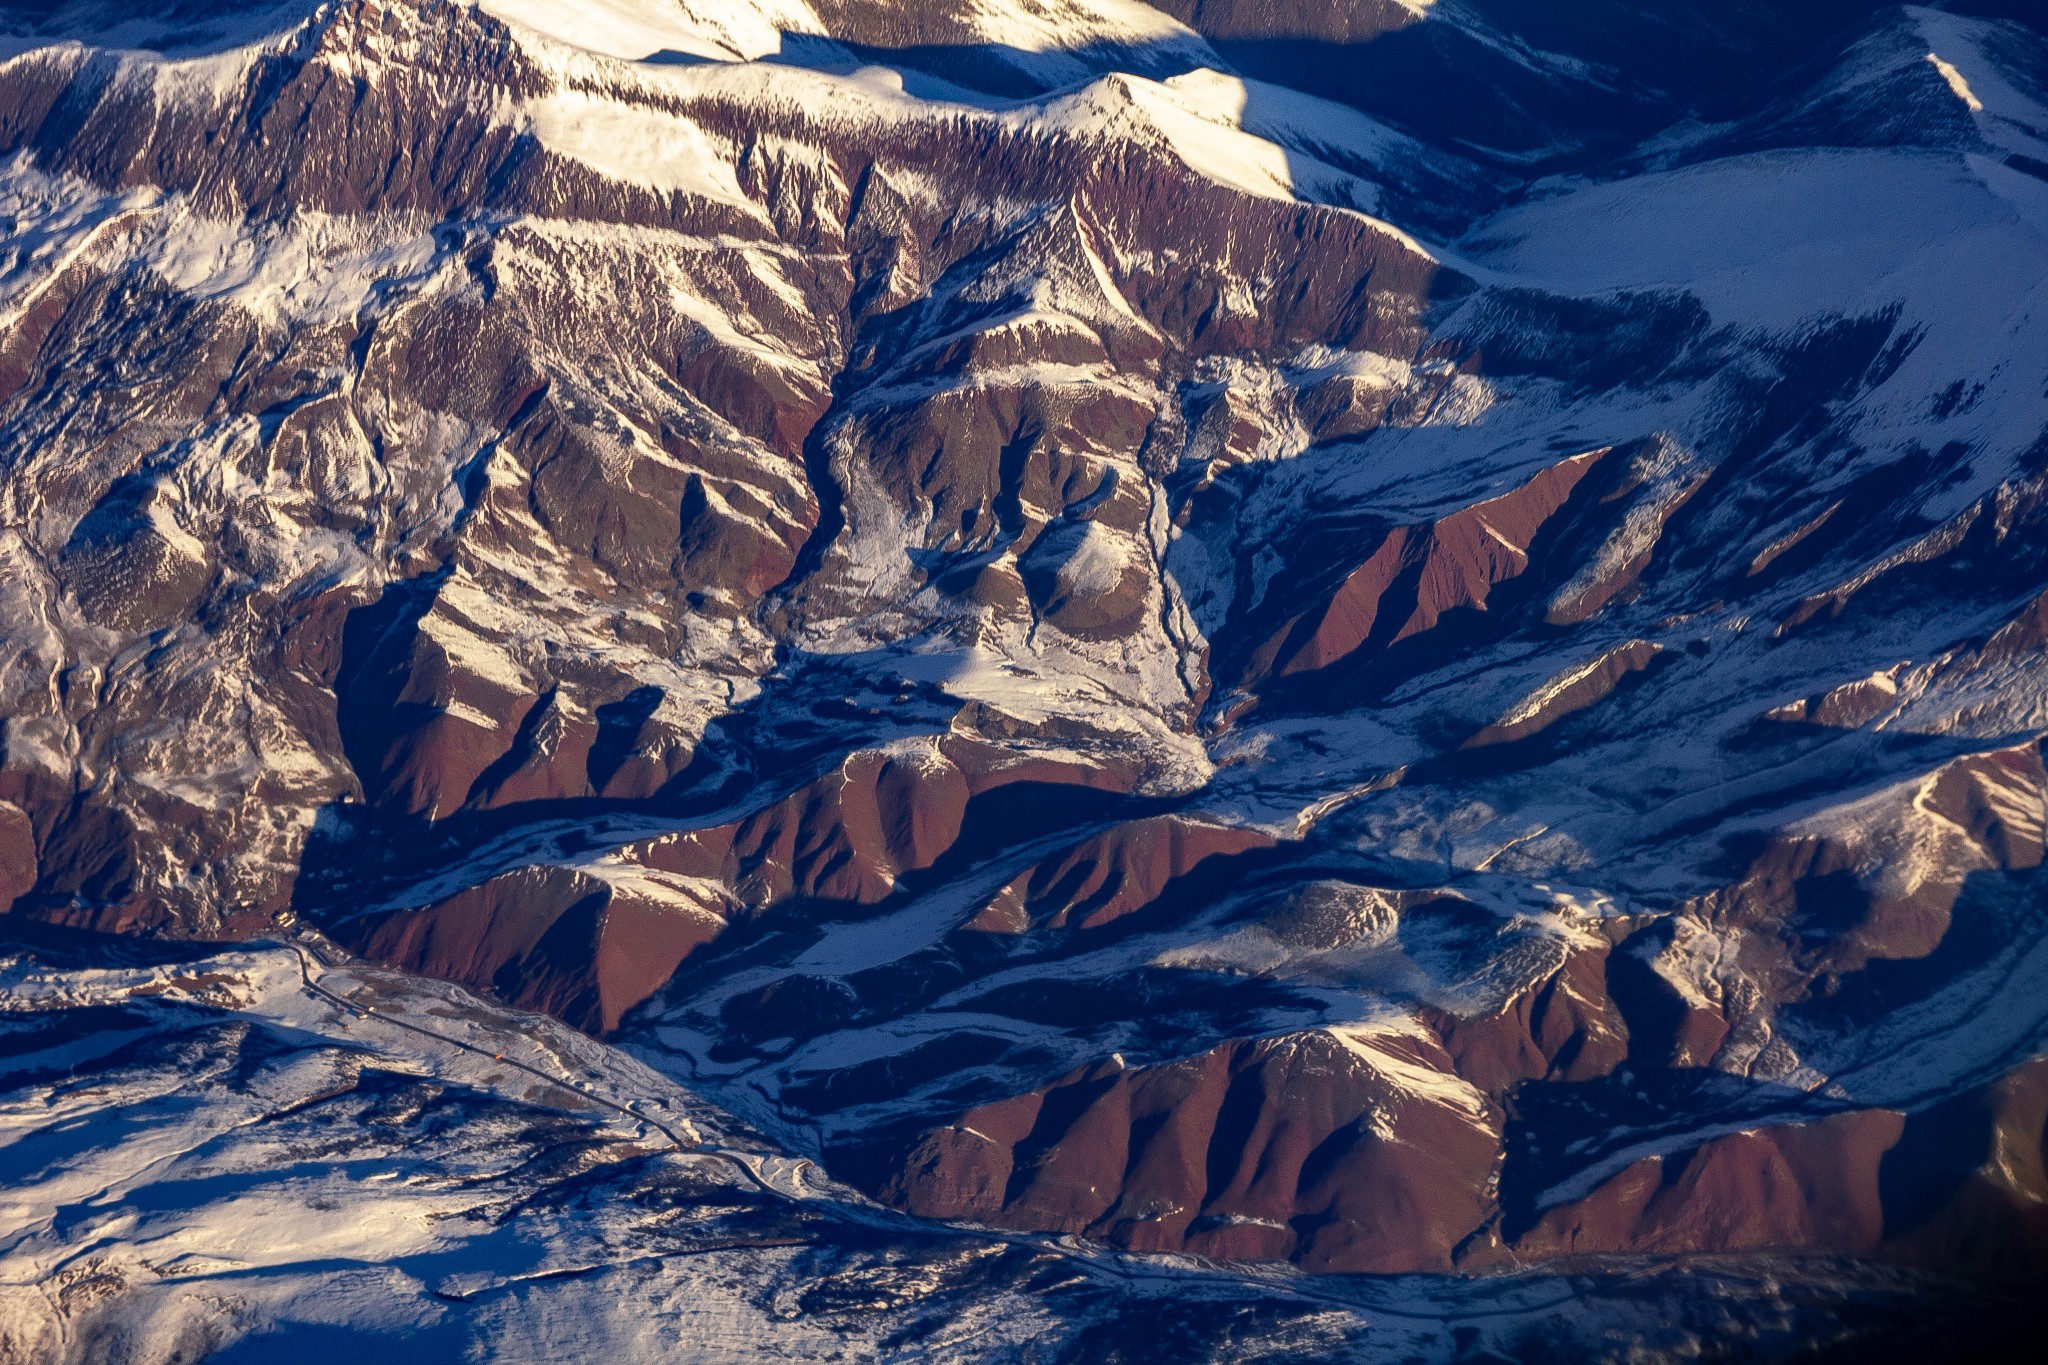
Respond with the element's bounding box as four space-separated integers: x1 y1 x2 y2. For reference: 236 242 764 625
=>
3 1 2048 1358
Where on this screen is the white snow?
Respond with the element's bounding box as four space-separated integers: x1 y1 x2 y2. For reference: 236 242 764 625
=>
144 204 447 328
520 90 761 210
476 0 824 63
1462 148 2046 331
1048 520 1135 598
6 940 1737 1362
1927 52 1985 112
475 0 1214 75
1026 70 1439 259
948 0 1205 57
1322 1020 1493 1127
1490 643 1654 733
1548 438 1704 622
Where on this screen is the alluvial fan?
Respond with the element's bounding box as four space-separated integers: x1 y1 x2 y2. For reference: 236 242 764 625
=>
3 2 2048 1360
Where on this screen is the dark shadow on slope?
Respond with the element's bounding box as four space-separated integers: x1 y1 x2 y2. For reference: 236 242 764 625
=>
1496 1064 1849 1240
1188 293 1989 736
0 914 233 966
1131 0 1926 163
745 24 1520 236
640 48 715 69
0 0 318 57
296 636 961 923
1782 864 2048 1058
771 30 1211 102
1499 859 2048 1242
773 964 1322 1122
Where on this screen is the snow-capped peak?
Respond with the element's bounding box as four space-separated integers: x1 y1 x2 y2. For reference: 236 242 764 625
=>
474 0 825 63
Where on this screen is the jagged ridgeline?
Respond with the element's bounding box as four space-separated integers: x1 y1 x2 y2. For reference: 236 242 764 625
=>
2 2 2048 1359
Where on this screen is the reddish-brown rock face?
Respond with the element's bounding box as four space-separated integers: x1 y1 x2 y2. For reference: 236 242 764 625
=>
1509 1109 1909 1261
854 1027 1506 1273
0 802 35 912
964 814 1276 934
1241 448 1609 689
4 2 2048 1333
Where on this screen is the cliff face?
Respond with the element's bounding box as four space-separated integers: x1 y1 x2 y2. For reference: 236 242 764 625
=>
3 0 2048 1293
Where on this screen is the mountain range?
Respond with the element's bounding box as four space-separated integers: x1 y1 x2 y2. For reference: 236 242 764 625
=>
3 2 2048 1360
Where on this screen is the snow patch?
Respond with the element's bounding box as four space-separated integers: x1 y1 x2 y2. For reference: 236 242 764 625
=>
1322 1020 1493 1127
1927 52 1985 112
521 90 758 210
1050 521 1134 599
476 0 823 63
